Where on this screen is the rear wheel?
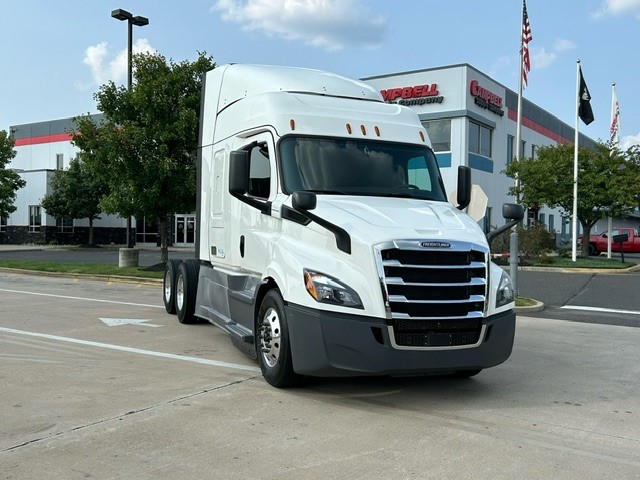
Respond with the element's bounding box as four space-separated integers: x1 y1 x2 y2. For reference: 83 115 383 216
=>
163 259 180 314
256 290 300 388
176 260 199 324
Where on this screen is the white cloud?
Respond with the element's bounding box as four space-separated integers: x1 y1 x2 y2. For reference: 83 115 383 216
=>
621 133 640 150
83 39 156 86
529 39 576 71
532 47 557 69
212 0 388 51
553 38 576 53
591 0 640 18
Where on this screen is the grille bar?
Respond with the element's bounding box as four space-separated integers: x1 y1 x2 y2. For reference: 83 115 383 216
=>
383 260 486 270
385 277 486 287
388 294 485 304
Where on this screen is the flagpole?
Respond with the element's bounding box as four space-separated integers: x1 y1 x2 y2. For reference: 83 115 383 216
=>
571 60 580 262
515 0 524 168
607 82 616 259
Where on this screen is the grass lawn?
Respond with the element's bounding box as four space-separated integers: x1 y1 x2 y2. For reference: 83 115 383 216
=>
0 259 163 279
516 297 538 307
531 256 632 269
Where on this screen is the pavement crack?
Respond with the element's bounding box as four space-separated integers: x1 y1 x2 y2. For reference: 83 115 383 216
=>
562 273 596 307
2 376 258 453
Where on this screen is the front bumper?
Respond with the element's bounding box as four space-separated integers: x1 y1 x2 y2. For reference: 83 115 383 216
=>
285 303 516 377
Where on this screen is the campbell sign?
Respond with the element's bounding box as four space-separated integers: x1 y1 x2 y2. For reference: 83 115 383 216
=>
469 80 504 116
380 84 444 106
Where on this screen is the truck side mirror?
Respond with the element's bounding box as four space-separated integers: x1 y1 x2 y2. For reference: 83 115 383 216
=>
486 203 525 247
229 150 249 196
292 191 317 211
456 166 471 210
502 203 524 221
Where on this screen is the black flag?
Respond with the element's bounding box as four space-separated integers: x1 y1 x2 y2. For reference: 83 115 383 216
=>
578 66 594 125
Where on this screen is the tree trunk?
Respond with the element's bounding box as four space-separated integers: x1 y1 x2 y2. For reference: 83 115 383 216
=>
159 215 170 264
580 221 597 257
88 217 94 245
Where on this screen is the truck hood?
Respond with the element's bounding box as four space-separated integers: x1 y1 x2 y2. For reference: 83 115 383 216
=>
311 196 489 247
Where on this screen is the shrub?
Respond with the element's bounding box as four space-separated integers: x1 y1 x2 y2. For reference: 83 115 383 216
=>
490 223 555 261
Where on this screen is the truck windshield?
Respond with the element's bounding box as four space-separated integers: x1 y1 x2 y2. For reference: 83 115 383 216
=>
279 136 447 201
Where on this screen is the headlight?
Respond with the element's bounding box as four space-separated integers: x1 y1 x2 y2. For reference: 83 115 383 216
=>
496 270 515 308
304 270 363 309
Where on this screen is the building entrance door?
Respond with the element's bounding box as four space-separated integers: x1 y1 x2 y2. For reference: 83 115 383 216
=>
175 215 196 246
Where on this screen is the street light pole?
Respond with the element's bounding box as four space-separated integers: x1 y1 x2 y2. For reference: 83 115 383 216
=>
111 9 148 248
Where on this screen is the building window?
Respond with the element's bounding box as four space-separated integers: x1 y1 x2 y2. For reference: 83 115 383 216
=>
422 119 451 152
520 140 526 158
549 214 555 233
506 135 514 165
248 142 271 199
29 205 41 233
137 217 159 244
0 216 6 232
531 144 538 159
56 217 74 233
469 121 492 158
56 153 64 170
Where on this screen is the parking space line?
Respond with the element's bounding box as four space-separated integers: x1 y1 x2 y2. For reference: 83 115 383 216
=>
0 326 261 373
0 287 164 309
561 305 640 316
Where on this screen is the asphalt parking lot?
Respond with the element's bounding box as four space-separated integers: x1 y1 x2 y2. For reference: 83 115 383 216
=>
1 271 639 479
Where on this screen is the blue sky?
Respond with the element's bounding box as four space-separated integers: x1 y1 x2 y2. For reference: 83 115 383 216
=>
2 0 639 149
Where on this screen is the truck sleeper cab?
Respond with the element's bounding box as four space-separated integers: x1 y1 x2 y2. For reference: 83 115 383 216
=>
162 64 522 387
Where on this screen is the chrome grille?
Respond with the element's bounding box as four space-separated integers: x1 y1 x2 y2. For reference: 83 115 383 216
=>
377 240 489 349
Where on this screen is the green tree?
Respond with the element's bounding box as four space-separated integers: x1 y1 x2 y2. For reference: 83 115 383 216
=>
0 130 26 218
74 52 215 263
505 142 640 257
41 157 108 245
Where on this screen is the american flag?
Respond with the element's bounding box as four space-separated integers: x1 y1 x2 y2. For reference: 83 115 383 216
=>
522 0 532 87
610 84 620 145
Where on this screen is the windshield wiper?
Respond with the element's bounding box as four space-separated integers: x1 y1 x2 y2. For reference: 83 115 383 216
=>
302 189 348 195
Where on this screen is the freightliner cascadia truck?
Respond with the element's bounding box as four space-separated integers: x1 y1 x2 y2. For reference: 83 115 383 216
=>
162 64 523 388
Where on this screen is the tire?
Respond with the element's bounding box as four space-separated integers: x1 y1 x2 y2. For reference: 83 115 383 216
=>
256 290 300 388
163 259 180 314
589 243 597 256
176 260 199 324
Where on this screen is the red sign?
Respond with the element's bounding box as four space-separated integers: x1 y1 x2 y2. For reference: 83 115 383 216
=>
380 84 443 106
381 84 439 101
469 80 503 116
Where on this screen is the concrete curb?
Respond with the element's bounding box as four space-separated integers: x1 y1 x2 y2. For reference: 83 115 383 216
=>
515 299 545 314
503 263 640 274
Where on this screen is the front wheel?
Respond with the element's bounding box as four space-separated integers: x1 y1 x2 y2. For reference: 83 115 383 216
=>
256 290 300 388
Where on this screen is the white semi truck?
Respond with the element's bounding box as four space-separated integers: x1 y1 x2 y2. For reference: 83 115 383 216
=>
163 64 523 388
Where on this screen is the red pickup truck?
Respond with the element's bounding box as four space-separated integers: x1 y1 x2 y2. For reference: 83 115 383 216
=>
581 227 640 255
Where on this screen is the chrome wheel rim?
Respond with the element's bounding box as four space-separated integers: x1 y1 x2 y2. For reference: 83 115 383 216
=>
176 274 185 311
164 270 172 302
260 307 281 368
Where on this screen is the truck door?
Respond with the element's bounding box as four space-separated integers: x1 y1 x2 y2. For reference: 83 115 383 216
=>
209 148 227 262
236 133 279 276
